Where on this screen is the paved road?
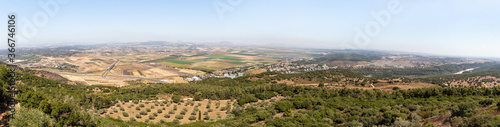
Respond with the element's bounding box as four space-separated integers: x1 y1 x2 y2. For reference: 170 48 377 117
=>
102 58 120 78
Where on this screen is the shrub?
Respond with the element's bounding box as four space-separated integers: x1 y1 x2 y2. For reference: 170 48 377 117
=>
191 111 197 115
452 103 477 117
204 115 210 120
164 114 171 118
180 110 187 115
139 104 145 107
172 95 181 103
408 105 418 111
120 107 125 111
208 109 214 112
7 106 54 127
216 102 221 108
392 87 400 90
122 112 129 117
189 115 197 120
175 114 184 119
153 112 158 117
169 110 175 114
162 107 165 110
146 108 151 112
157 109 162 113
173 105 177 110
479 99 494 106
160 119 166 123
145 119 150 123
203 111 208 115
173 119 180 124
151 105 155 109
206 104 211 109
135 106 140 110
275 100 293 112
140 111 147 115
130 117 136 121
136 114 141 118
149 115 155 120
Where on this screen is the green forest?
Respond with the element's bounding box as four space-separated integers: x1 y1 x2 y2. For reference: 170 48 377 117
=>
3 65 500 126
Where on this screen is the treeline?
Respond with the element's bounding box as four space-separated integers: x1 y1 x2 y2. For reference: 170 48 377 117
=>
316 53 384 62
352 62 499 77
416 71 500 86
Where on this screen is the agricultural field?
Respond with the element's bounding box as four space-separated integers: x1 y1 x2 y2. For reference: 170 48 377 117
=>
154 53 280 71
99 97 283 124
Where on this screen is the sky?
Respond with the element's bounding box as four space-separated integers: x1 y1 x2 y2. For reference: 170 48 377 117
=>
1 0 500 58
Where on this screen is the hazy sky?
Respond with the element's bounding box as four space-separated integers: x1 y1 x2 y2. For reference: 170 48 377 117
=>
1 0 499 58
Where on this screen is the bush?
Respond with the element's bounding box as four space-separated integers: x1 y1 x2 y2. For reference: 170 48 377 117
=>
164 114 171 118
140 111 147 115
392 87 400 90
157 109 162 113
459 114 500 127
151 105 155 109
238 94 259 105
208 109 214 112
317 82 325 87
146 108 151 112
169 110 175 114
153 112 158 116
145 119 150 123
175 114 184 119
204 115 210 120
173 105 177 110
173 119 180 124
160 119 166 123
194 92 203 101
130 117 136 121
136 114 141 118
8 106 54 127
139 104 145 107
189 115 197 120
122 112 129 117
112 108 118 113
191 111 197 115
452 103 477 117
275 100 293 112
479 99 494 106
149 115 155 120
408 105 418 111
136 106 140 110
180 110 187 115
204 111 208 115
172 95 181 103
120 107 125 111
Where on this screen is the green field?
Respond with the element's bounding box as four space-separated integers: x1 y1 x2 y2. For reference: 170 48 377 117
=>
233 53 258 56
84 62 99 66
158 62 190 68
89 58 105 61
227 62 243 65
186 54 205 57
141 56 176 63
163 59 200 65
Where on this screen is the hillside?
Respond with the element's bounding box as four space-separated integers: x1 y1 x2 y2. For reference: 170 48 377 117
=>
5 66 500 126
